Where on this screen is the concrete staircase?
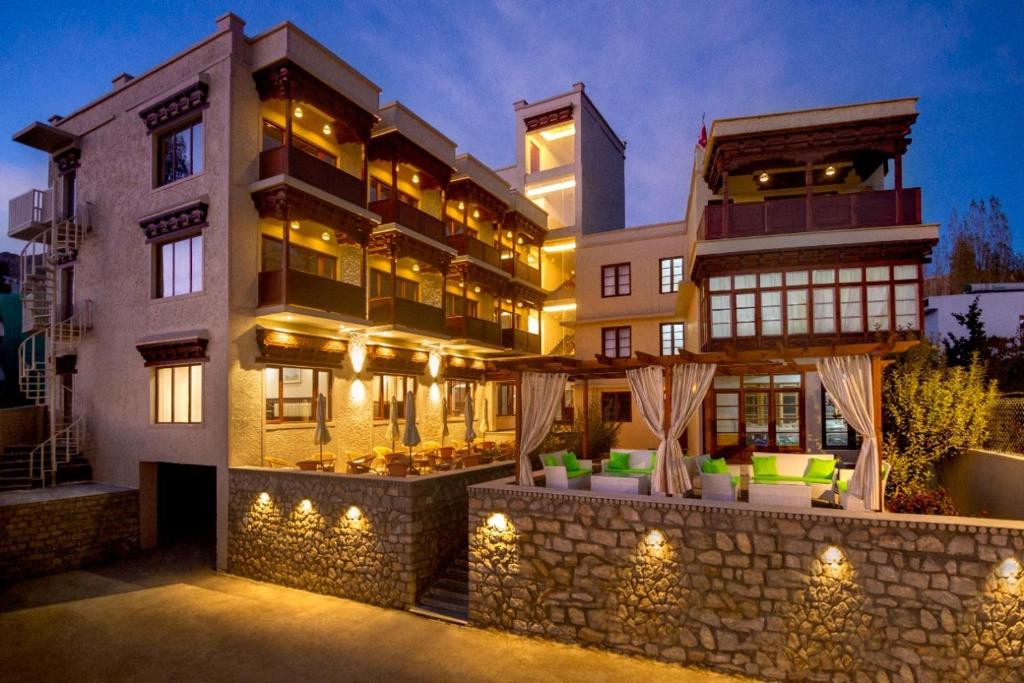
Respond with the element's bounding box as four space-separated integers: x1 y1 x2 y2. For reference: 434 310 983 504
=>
411 546 469 624
0 443 91 491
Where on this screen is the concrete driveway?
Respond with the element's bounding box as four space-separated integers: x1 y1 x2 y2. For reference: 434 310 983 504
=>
0 546 750 683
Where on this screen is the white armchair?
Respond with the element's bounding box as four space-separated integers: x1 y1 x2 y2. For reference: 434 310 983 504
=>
541 450 593 490
701 472 740 501
840 462 891 511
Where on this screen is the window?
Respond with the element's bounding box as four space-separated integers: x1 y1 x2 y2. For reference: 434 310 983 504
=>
602 326 631 358
157 119 203 186
787 289 808 335
714 387 740 447
373 374 417 420
812 289 835 334
660 257 684 293
823 388 861 449
866 285 890 331
369 269 420 301
840 287 863 332
761 291 782 336
496 382 515 416
262 120 336 165
660 323 685 356
157 234 202 297
710 294 731 339
710 374 803 454
446 380 475 416
445 293 479 318
601 392 631 422
894 283 919 329
261 236 337 279
369 177 418 207
154 364 202 424
264 367 331 423
602 263 630 297
735 293 755 337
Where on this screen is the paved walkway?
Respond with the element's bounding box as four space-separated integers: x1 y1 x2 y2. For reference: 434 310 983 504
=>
0 547 749 683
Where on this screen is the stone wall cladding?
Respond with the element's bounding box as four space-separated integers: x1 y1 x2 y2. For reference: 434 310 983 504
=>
0 488 139 581
228 463 513 608
0 405 44 447
468 482 1024 683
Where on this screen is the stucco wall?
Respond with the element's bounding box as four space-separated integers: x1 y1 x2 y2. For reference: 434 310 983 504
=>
940 449 1024 520
469 481 1024 682
228 463 513 607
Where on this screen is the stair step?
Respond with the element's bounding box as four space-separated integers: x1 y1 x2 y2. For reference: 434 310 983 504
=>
419 596 469 616
407 605 468 626
423 587 468 605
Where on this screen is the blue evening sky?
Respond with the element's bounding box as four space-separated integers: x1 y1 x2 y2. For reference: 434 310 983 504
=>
1 1 1021 255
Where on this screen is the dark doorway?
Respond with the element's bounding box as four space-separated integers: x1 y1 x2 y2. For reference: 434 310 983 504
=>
156 463 216 565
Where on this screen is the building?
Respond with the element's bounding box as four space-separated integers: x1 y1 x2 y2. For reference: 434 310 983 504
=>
925 283 1024 342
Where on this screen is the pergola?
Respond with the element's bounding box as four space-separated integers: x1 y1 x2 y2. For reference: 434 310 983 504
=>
485 338 917 507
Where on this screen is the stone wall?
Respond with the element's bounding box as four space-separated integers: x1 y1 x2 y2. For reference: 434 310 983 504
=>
0 484 139 581
228 462 513 608
0 405 44 447
468 481 1024 682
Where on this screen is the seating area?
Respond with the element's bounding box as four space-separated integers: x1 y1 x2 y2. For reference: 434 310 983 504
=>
262 440 515 477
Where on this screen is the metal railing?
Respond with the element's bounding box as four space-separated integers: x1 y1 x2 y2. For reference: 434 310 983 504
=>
7 188 52 235
29 415 86 484
987 394 1024 455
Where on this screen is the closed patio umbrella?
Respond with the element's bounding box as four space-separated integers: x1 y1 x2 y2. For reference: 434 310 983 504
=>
464 392 477 451
440 398 450 446
385 395 399 452
402 389 420 458
314 392 331 465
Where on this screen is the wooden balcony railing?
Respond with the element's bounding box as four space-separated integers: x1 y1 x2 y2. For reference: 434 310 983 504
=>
368 296 446 336
259 145 366 208
697 188 922 240
8 188 52 237
446 233 501 268
501 328 541 354
446 315 502 346
501 256 541 287
369 199 445 243
258 269 366 319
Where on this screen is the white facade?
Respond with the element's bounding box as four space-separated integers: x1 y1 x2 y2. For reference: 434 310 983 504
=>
925 284 1024 342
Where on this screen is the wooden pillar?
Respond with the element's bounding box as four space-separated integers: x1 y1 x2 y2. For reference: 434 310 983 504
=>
580 378 589 460
281 206 290 304
720 170 729 237
462 268 469 322
361 241 368 319
893 152 904 222
391 158 399 218
285 94 293 147
513 371 524 483
389 242 397 318
870 355 884 512
804 161 814 230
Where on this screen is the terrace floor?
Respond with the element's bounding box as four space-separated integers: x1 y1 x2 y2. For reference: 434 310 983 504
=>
0 545 748 683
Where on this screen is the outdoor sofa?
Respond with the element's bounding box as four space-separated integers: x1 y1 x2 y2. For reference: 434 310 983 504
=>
750 452 854 498
685 454 743 501
600 449 657 476
541 449 593 489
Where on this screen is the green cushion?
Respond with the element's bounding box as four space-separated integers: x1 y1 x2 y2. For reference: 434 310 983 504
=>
563 452 580 472
752 474 833 485
542 454 558 467
608 451 630 471
752 455 778 477
701 457 729 474
837 480 849 493
731 475 740 487
805 457 836 480
566 469 590 479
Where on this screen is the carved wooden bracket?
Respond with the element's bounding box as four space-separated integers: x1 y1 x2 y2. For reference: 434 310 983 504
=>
139 81 209 133
139 201 209 240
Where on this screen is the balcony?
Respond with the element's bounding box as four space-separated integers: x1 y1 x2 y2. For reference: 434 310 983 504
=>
697 188 922 240
368 296 446 336
502 257 541 287
260 145 366 208
258 269 366 320
8 188 52 239
447 233 501 268
369 200 445 243
446 315 501 347
501 328 541 354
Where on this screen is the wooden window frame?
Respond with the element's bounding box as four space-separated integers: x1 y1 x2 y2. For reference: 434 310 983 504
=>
660 257 684 294
153 363 203 424
263 366 332 424
156 117 203 187
262 119 337 165
601 263 631 298
155 232 203 299
706 373 805 455
369 268 420 302
602 326 632 359
446 379 475 417
822 386 861 450
496 382 516 417
261 235 338 279
660 322 685 356
373 374 418 421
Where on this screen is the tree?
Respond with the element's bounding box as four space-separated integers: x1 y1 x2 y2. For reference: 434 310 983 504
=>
942 297 989 368
928 196 1023 294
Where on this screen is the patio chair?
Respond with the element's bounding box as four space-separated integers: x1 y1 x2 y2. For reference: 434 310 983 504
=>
840 462 891 511
385 453 411 477
346 454 375 474
264 456 298 469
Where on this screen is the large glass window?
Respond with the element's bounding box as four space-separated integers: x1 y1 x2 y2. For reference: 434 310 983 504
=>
602 263 631 297
157 234 202 298
602 326 631 358
373 374 417 421
735 293 756 337
446 380 475 416
496 382 515 417
711 294 732 339
154 364 202 424
660 257 684 294
660 323 685 356
823 388 862 449
157 119 203 186
262 120 337 165
760 291 782 336
710 374 803 453
369 269 420 301
261 235 337 279
264 366 331 423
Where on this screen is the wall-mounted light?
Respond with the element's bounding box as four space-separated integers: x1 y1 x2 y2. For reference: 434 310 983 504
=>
429 383 441 402
323 123 332 136
487 512 509 532
821 545 844 568
321 231 331 241
541 240 576 253
472 209 480 219
289 221 300 231
284 314 294 321
299 499 313 513
412 173 420 184
428 349 443 378
294 106 304 119
517 237 524 245
506 231 513 239
349 378 366 402
258 492 271 505
516 301 524 308
824 165 836 177
758 172 770 184
998 557 1022 583
346 505 362 521
458 201 465 211
473 286 481 293
645 529 665 547
348 333 367 373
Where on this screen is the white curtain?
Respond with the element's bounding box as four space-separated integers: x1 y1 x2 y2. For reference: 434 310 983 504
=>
627 363 716 495
816 355 880 511
516 372 569 485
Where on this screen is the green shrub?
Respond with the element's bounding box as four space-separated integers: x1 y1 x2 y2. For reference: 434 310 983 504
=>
883 342 998 496
886 486 960 516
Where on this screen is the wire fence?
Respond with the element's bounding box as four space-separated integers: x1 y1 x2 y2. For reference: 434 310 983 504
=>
986 394 1024 455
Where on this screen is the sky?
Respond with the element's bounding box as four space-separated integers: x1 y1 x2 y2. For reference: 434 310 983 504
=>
1 0 1022 256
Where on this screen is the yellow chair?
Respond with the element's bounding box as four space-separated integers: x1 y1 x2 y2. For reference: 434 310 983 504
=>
265 456 298 469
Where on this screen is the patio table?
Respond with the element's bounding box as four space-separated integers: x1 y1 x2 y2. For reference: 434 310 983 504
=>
591 472 651 495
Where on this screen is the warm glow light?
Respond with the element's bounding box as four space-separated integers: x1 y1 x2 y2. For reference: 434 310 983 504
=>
517 237 524 245
543 302 577 313
348 333 367 373
516 301 524 308
539 123 576 141
412 173 420 184
412 263 420 272
458 201 465 211
825 165 836 177
473 286 481 294
429 383 441 402
428 349 442 378
346 505 362 521
299 499 313 513
999 557 1022 581
500 252 513 260
349 378 366 402
321 231 331 241
487 512 509 531
645 529 665 547
294 106 303 118
323 124 332 136
822 545 844 567
289 221 300 231
258 492 270 505
525 178 576 197
472 209 480 219
285 314 294 321
542 240 576 253
506 231 513 239
458 281 465 288
758 172 770 183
